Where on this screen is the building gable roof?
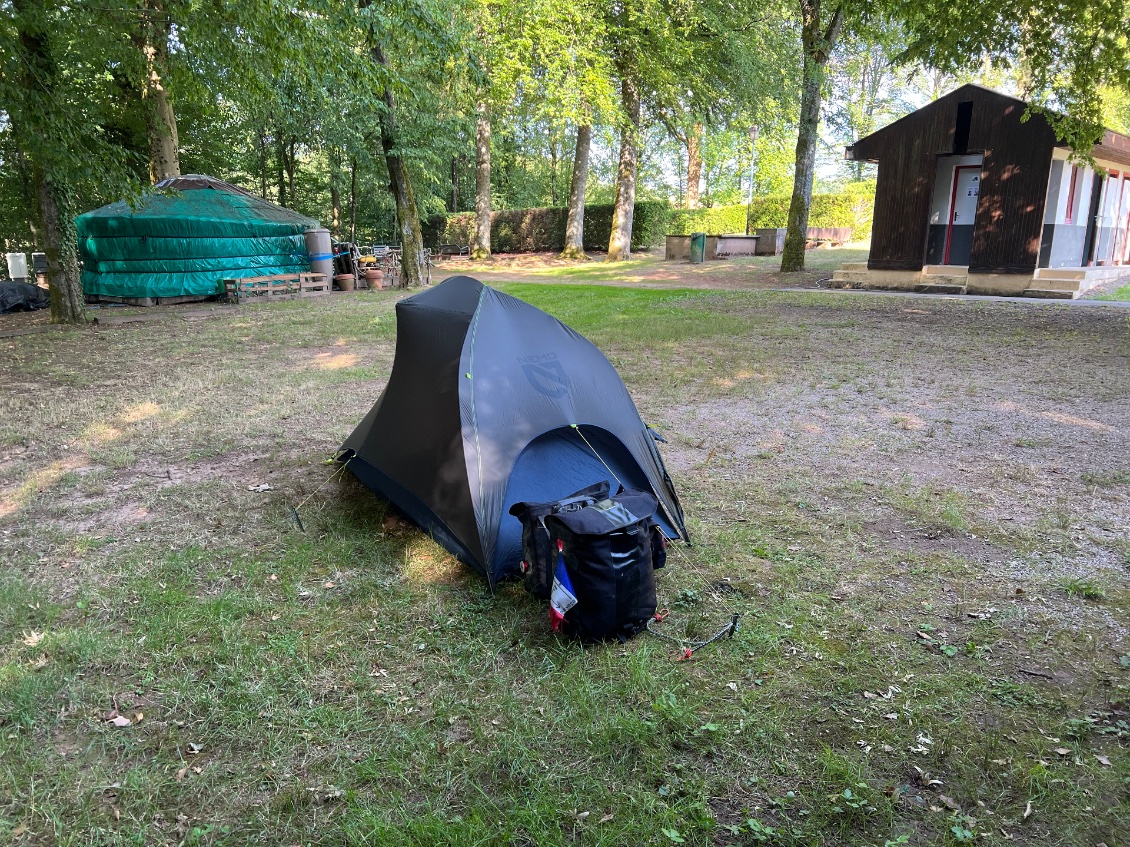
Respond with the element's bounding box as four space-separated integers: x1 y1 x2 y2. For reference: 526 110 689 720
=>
846 84 1130 168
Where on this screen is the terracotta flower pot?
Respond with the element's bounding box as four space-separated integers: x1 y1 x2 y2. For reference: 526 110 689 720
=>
334 273 355 292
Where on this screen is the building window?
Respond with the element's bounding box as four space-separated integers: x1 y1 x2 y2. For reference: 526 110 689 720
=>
1065 165 1080 224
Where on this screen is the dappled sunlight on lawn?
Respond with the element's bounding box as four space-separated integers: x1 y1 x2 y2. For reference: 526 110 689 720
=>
996 400 1116 433
0 454 87 519
80 420 123 446
400 538 465 584
312 352 360 370
120 401 162 423
709 368 772 389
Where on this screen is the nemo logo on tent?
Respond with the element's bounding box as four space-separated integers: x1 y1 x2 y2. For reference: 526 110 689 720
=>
521 360 568 398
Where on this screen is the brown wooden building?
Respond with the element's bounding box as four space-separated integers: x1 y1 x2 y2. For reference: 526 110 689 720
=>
834 85 1130 298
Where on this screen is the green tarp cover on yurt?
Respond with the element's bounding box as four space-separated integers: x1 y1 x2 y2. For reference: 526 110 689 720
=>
77 174 319 299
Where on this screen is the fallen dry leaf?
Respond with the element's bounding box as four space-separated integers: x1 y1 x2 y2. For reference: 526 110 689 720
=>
1023 800 1033 819
863 691 878 699
599 813 614 824
133 712 144 723
1054 747 1071 756
21 630 44 647
247 483 272 492
1095 754 1112 767
176 767 188 782
11 823 26 838
938 795 961 811
108 715 132 728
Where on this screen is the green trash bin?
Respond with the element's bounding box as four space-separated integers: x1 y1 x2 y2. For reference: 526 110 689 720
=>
689 232 706 264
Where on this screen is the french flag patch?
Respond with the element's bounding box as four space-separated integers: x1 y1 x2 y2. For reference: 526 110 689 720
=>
549 542 577 632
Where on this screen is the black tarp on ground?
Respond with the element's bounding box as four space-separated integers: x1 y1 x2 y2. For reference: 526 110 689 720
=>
0 282 49 314
339 275 688 586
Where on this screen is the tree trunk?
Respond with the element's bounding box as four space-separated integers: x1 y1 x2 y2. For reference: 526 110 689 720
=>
561 124 591 260
449 156 459 213
349 158 357 243
36 172 85 323
472 100 492 260
276 131 287 206
371 41 425 287
258 129 268 198
12 0 85 323
330 184 341 240
607 76 640 262
285 140 296 205
549 129 559 206
781 1 844 272
136 1 180 184
685 123 703 209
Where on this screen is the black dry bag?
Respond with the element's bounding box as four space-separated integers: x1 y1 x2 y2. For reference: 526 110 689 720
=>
544 489 659 642
508 481 611 601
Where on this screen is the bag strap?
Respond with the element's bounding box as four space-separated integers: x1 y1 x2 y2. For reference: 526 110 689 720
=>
550 494 600 514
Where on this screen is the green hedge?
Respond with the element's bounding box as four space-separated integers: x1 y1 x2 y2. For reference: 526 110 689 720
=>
747 181 875 236
424 201 671 253
421 183 876 251
668 204 748 235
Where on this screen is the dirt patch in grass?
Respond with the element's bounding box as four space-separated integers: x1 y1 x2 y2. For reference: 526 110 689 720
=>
1 287 1128 846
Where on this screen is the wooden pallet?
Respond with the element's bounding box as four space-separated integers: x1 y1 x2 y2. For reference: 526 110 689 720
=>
223 273 330 303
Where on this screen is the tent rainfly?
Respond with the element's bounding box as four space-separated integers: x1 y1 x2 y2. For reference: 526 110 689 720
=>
76 174 318 300
338 275 689 586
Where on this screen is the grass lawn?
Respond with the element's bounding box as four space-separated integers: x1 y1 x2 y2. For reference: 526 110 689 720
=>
1096 283 1130 302
1 285 1129 846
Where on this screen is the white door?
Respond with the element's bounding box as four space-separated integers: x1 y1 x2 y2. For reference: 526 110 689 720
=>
951 168 980 226
944 166 981 264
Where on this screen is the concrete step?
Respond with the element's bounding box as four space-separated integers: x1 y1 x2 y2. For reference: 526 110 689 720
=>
831 270 871 282
1034 266 1130 286
1023 277 1084 292
913 282 967 295
923 264 968 276
1038 269 1072 279
1033 268 1087 281
917 275 968 287
839 262 869 271
1023 287 1078 300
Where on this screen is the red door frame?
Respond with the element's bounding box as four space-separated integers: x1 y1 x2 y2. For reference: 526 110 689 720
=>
944 165 981 265
1120 174 1130 265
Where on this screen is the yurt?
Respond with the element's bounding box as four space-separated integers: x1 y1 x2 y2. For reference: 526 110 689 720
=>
77 175 319 302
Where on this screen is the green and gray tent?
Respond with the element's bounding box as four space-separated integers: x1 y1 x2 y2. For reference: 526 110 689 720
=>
77 174 318 299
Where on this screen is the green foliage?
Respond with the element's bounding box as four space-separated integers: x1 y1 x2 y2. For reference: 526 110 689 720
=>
747 182 876 236
899 0 1130 154
669 205 748 235
1061 577 1106 601
428 201 671 252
